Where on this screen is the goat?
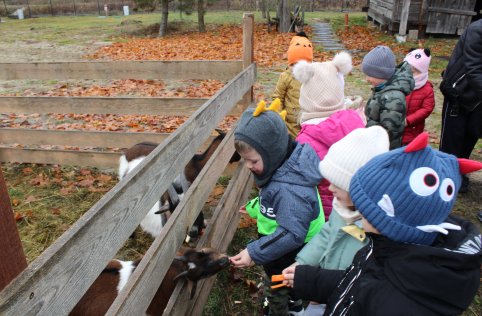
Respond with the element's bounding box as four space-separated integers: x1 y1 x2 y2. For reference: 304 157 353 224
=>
118 130 240 239
70 247 230 316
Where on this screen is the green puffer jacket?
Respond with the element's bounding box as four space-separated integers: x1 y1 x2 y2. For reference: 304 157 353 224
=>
365 62 414 149
272 68 302 138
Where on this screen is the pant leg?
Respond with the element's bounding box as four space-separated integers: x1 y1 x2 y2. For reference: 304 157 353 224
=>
440 100 469 157
461 103 482 158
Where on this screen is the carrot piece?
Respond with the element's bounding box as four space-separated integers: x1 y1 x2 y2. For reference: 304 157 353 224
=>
271 274 284 282
271 283 286 289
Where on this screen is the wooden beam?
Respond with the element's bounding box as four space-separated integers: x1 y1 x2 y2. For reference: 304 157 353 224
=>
0 147 121 169
0 64 256 315
0 96 208 116
399 0 411 36
0 168 27 291
0 129 171 149
427 7 477 16
0 60 243 81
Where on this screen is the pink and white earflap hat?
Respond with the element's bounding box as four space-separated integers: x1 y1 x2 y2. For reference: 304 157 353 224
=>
404 48 431 89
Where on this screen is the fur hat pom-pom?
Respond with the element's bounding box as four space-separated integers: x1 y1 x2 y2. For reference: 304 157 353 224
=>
332 51 352 75
293 60 315 84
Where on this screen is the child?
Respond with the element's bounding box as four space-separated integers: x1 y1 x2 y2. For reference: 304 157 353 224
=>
361 45 414 149
293 51 365 219
273 32 313 138
282 132 482 315
402 48 435 145
293 126 390 316
230 100 325 316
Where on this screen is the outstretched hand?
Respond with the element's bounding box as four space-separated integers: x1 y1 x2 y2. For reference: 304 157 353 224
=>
229 248 254 268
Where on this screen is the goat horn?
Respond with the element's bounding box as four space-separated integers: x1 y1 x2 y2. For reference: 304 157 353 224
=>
154 204 170 214
174 255 187 262
173 270 189 281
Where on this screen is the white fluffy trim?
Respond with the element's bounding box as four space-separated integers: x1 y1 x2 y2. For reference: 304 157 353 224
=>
332 51 353 75
292 60 315 84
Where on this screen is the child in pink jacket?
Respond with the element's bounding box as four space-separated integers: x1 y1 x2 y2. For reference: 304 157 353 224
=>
402 48 435 145
294 52 365 220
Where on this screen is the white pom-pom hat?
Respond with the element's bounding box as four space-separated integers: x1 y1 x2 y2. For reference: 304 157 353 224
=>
293 51 353 123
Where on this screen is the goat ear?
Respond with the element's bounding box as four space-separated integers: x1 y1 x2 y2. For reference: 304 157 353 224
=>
187 280 198 299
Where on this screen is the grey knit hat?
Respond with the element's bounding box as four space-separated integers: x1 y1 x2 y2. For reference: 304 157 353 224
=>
234 108 289 187
361 45 396 80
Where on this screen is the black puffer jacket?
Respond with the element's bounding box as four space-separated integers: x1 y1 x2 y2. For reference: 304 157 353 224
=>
293 215 482 316
440 19 482 111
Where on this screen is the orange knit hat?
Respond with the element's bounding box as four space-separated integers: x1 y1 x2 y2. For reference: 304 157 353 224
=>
287 32 313 65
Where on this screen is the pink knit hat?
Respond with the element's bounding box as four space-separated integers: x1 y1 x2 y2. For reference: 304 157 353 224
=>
404 48 431 74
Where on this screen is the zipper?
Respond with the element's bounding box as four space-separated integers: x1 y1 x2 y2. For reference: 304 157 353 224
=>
260 230 288 250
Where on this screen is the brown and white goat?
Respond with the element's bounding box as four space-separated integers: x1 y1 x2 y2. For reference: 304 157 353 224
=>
70 247 230 316
118 130 240 239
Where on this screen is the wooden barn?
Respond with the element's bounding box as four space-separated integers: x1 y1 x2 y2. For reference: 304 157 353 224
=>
367 0 482 35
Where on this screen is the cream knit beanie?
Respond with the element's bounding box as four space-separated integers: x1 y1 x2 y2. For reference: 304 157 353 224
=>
293 51 353 123
319 126 390 191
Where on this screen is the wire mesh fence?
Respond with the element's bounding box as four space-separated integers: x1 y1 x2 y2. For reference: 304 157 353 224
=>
0 0 367 18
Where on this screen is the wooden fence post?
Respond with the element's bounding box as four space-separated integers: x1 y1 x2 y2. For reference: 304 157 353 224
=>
397 0 411 43
240 12 254 111
0 168 27 291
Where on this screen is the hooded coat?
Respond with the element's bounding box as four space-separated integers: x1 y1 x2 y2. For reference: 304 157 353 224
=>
246 142 323 267
365 62 414 149
293 215 481 316
296 109 364 219
402 81 435 145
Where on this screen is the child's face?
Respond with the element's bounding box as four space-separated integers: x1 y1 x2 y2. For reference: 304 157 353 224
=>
410 66 421 75
328 184 353 208
239 149 264 175
365 75 386 87
361 216 380 234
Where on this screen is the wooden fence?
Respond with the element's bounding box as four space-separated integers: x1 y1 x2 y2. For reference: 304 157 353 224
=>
0 13 256 315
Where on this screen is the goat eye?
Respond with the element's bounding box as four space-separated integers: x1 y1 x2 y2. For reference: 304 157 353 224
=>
409 167 439 196
439 178 455 202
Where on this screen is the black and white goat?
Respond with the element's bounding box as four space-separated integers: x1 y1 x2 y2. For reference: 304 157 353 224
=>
118 130 240 240
70 247 230 316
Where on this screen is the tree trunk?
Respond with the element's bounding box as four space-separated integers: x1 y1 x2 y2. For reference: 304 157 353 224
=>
278 0 291 33
225 0 231 11
158 0 169 37
198 0 206 32
260 0 267 19
310 0 315 12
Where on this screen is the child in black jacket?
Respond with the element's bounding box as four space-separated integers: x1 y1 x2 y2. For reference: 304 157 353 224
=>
282 132 482 316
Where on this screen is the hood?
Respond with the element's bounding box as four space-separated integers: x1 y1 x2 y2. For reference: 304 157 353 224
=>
377 61 414 96
297 110 364 158
271 142 321 187
375 215 481 315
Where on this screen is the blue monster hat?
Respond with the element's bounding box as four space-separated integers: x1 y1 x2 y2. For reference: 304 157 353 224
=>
350 132 482 245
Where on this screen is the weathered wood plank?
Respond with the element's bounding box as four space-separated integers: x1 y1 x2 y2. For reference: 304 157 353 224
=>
106 121 245 315
0 147 121 169
0 64 256 316
0 96 208 115
0 129 170 149
427 6 477 16
166 164 253 316
0 60 243 81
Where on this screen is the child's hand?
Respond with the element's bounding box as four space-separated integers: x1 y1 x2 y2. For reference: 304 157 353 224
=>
230 249 254 267
282 264 298 288
239 205 247 214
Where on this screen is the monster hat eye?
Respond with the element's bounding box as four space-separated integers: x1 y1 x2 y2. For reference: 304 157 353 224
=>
439 178 455 202
409 167 439 196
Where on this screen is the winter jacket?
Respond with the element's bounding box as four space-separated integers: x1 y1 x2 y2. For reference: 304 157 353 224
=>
295 199 368 270
293 215 482 316
365 62 414 149
272 68 302 138
440 19 482 112
402 81 435 145
296 110 364 219
246 142 324 266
